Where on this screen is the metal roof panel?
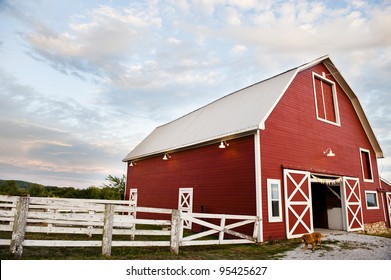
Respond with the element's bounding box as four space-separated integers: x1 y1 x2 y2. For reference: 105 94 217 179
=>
123 68 297 161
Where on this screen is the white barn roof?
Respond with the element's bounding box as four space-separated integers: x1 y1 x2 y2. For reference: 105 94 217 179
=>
123 55 383 161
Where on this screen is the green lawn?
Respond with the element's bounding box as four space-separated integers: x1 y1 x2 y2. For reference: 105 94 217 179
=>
0 230 301 260
2 228 390 260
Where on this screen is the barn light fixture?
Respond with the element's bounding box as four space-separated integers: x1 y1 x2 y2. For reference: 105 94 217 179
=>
129 161 136 167
163 153 171 160
323 148 335 157
219 140 229 149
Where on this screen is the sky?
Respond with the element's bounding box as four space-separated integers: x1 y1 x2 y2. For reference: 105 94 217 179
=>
0 0 390 188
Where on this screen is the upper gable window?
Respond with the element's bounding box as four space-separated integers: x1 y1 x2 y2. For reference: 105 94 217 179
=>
360 148 373 182
313 73 340 125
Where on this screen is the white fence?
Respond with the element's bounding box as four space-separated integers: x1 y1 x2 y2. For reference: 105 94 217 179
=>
0 195 259 258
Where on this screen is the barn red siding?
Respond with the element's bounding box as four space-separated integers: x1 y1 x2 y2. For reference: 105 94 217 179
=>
126 135 257 219
260 63 383 240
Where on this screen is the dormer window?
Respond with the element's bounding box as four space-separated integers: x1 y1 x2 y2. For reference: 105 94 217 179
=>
313 72 340 125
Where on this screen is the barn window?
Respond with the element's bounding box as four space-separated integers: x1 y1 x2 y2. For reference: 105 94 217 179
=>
313 73 340 125
360 148 373 182
267 179 282 222
365 191 379 209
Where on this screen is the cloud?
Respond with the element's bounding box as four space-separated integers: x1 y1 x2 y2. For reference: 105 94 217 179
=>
0 118 116 187
225 6 241 26
0 68 153 187
230 44 247 55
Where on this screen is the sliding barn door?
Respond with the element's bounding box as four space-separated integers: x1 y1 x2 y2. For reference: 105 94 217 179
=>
342 177 364 231
284 169 313 239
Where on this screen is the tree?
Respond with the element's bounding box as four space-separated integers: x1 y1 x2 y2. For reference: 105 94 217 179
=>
28 183 47 197
102 175 125 199
0 180 21 196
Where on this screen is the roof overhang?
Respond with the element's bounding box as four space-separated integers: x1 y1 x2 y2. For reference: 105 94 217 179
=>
122 127 259 162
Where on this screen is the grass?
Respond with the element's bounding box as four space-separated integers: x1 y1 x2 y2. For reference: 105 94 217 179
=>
3 228 388 260
0 241 301 260
0 230 302 260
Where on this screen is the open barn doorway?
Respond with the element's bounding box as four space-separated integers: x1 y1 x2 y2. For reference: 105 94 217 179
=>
311 175 345 230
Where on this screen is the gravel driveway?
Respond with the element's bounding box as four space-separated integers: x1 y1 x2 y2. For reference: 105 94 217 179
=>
280 229 391 260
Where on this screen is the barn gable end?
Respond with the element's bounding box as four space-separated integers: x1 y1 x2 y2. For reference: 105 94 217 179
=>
260 62 384 239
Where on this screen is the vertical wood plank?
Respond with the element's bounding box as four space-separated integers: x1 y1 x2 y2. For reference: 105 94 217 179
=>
253 217 260 241
170 209 181 254
102 204 114 256
219 215 226 244
10 196 30 258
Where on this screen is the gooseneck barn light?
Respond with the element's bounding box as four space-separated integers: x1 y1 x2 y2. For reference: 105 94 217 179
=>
219 140 229 149
323 148 335 157
163 153 171 160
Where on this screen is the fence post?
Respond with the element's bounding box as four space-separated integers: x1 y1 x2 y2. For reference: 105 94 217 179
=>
219 215 226 244
170 209 181 254
10 196 30 259
130 205 137 241
102 204 114 257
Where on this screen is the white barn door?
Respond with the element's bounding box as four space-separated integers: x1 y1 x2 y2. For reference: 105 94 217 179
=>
284 169 313 239
178 188 193 229
342 177 364 231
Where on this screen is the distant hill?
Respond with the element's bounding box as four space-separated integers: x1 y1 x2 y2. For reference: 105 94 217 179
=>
0 179 47 189
0 179 123 200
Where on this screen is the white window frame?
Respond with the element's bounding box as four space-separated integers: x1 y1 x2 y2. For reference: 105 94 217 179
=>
312 72 341 126
365 191 379 209
360 148 374 182
267 179 282 223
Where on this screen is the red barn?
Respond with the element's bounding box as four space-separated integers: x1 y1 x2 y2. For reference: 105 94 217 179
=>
123 55 389 241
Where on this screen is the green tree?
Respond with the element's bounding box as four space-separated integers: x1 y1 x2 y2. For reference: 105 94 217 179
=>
103 175 125 199
0 180 21 195
101 186 121 200
28 183 47 197
81 186 102 199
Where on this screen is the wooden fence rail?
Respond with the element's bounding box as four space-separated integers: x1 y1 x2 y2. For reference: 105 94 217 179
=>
0 195 258 258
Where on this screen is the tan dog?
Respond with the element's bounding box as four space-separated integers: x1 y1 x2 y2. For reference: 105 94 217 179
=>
301 232 325 250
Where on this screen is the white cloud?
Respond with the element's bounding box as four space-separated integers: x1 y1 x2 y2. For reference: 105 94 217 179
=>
227 0 261 11
25 4 163 82
167 36 182 45
194 0 225 15
230 44 247 55
225 6 241 26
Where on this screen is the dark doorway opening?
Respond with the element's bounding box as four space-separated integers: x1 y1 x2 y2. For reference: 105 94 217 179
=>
312 183 328 228
311 182 342 229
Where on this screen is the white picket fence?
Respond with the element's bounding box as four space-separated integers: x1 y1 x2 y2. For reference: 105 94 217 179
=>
0 195 259 258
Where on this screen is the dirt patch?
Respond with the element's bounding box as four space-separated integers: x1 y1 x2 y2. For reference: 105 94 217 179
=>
279 231 391 260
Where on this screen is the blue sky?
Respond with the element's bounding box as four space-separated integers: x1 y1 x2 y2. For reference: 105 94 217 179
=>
0 0 390 188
